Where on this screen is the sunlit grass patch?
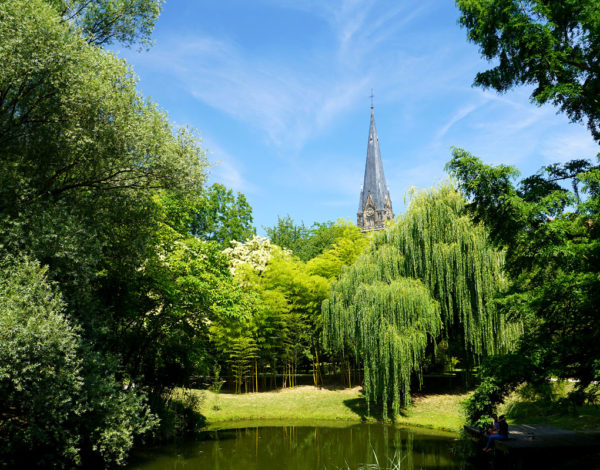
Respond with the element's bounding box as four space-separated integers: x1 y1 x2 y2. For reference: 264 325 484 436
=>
178 386 471 433
394 392 470 432
192 386 373 424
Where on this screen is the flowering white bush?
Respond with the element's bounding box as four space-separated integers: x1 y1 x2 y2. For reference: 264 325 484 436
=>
223 235 275 275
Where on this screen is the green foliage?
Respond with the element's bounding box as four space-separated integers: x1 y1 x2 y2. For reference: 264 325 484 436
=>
450 0 600 411
259 250 330 371
264 215 311 258
0 257 158 467
212 222 368 391
126 227 238 390
464 353 538 428
213 247 325 391
324 185 517 418
264 216 360 262
456 0 600 142
191 183 256 247
50 0 164 47
152 388 206 442
0 0 218 464
0 257 84 466
78 350 159 466
0 0 206 310
302 220 362 262
0 0 204 211
501 381 600 430
307 221 369 279
448 150 600 424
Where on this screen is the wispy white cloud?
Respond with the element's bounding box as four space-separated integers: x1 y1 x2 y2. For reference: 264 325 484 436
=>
422 84 597 175
334 2 432 65
139 36 363 151
120 0 600 230
129 0 432 153
436 102 482 140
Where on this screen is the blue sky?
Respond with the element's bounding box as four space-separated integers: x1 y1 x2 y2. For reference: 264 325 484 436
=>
115 0 599 234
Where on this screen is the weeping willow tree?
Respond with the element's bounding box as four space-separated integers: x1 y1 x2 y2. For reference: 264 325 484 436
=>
323 184 521 417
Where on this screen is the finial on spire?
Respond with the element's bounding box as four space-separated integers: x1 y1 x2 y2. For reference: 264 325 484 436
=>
370 89 374 110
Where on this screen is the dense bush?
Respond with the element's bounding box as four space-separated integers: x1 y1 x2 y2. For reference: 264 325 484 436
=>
0 258 84 466
0 258 158 467
463 353 539 428
152 389 207 442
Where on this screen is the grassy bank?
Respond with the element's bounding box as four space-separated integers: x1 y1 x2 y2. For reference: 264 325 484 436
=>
185 386 469 432
395 392 469 432
194 386 371 424
182 381 600 434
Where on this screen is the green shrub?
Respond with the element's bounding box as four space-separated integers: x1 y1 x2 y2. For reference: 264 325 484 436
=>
152 388 206 442
0 257 158 467
79 350 159 466
0 257 84 466
464 353 539 427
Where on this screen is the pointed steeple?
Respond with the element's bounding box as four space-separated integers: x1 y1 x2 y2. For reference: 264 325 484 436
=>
357 99 394 231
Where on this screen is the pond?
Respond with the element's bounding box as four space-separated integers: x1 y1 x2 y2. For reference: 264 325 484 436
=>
127 422 474 470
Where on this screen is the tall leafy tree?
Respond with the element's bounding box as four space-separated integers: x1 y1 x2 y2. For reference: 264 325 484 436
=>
454 0 600 424
0 0 205 303
0 0 212 463
50 0 164 47
456 0 600 142
264 215 310 258
264 216 362 262
191 183 255 247
323 185 518 418
307 221 369 279
301 220 359 261
447 149 600 425
121 228 239 390
0 257 157 467
217 225 368 390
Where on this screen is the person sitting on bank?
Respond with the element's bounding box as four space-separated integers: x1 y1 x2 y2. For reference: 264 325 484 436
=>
487 414 499 436
483 415 508 452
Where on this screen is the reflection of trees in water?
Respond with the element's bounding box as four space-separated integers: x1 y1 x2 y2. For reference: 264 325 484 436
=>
130 424 600 469
130 425 600 469
197 425 464 470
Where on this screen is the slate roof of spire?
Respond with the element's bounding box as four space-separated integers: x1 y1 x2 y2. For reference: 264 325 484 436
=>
358 106 391 212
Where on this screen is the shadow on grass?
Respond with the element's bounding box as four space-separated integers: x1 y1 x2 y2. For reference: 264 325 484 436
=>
342 393 385 422
343 385 474 425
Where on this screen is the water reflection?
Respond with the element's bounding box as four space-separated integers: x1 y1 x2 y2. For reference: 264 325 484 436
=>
128 423 470 470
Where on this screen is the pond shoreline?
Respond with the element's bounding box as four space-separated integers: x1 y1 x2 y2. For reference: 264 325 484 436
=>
182 385 470 433
203 418 461 437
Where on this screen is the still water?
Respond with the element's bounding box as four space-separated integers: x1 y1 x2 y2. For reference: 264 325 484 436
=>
128 422 472 470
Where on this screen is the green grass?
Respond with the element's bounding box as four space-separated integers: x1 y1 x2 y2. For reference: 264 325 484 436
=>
183 381 600 433
395 392 470 432
177 379 600 435
182 386 469 433
192 386 372 425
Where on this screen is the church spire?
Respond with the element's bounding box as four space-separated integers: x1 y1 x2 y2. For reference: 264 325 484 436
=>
357 97 394 231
